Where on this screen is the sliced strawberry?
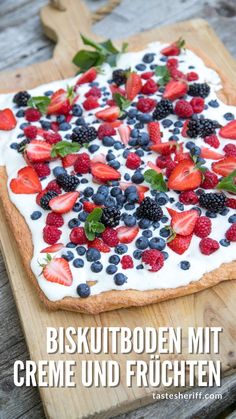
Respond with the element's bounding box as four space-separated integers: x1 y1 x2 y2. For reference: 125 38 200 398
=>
43 257 72 286
148 121 162 144
116 226 139 244
167 234 193 255
147 161 162 173
150 141 177 155
168 159 202 191
76 68 97 86
10 167 42 194
91 162 121 182
83 201 102 213
0 108 17 130
200 147 224 160
110 84 126 97
49 191 80 214
87 238 110 253
163 80 188 101
167 208 199 236
219 120 236 139
25 140 52 163
174 143 191 162
108 120 122 128
62 153 78 168
119 182 149 193
47 89 71 115
91 153 106 164
40 243 64 253
125 72 142 100
118 124 131 145
95 106 120 122
212 157 236 177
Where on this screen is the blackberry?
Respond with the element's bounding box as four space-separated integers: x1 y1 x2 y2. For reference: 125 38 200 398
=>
101 207 121 227
136 197 163 221
199 118 219 137
13 91 31 107
112 69 127 86
153 99 173 120
70 126 97 145
186 119 202 138
199 192 226 213
17 138 30 153
40 191 58 210
56 174 80 192
188 83 210 98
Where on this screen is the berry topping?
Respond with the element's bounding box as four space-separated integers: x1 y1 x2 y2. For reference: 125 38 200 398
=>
74 153 91 174
168 160 202 191
25 108 41 122
46 180 62 194
201 170 218 189
194 216 212 238
43 225 62 245
24 125 38 139
97 123 116 140
153 99 173 120
121 255 134 269
186 71 199 81
212 157 236 177
56 174 80 191
126 152 141 170
167 234 193 255
46 212 64 227
83 96 99 110
33 162 50 177
199 237 220 255
161 38 185 56
204 134 220 149
174 100 193 118
225 223 236 241
70 125 97 144
40 190 58 210
226 198 236 209
167 208 199 236
163 80 188 101
49 191 80 214
112 69 127 86
116 226 139 243
85 86 101 98
25 140 52 163
142 249 164 272
77 283 91 298
95 106 120 122
10 167 42 194
190 97 205 113
101 228 119 247
76 68 97 85
199 192 226 213
125 72 142 100
179 191 199 205
188 83 210 98
0 109 17 131
13 91 31 107
101 207 121 227
44 131 62 144
223 143 236 157
88 238 110 253
137 97 156 113
70 227 88 245
136 197 163 221
219 120 236 139
148 122 162 144
91 162 121 182
42 256 72 286
141 79 158 94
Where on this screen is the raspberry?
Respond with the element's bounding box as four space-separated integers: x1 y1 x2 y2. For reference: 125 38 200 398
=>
156 155 172 169
43 225 62 245
24 125 37 139
121 255 134 269
174 100 193 118
167 58 178 69
223 143 236 157
141 71 154 80
194 216 212 238
97 123 116 140
190 97 205 114
101 228 119 247
165 160 177 178
179 191 199 205
186 72 199 81
46 212 64 227
25 108 41 122
137 98 156 113
74 153 90 174
70 227 88 245
201 170 218 189
106 99 116 106
85 86 102 98
225 223 236 241
226 198 236 209
46 180 62 194
126 152 141 170
204 134 220 149
169 67 185 80
141 79 158 94
199 237 219 255
142 249 164 272
33 163 50 177
83 96 99 110
44 131 62 144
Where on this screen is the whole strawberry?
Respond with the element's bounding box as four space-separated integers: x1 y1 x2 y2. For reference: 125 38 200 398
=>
225 223 236 241
194 216 211 238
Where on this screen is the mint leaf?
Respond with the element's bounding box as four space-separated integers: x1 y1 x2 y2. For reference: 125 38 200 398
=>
73 50 103 72
51 141 82 158
144 169 168 192
84 208 105 241
217 170 236 194
113 93 131 111
155 65 171 86
27 96 50 114
86 208 103 223
176 37 186 50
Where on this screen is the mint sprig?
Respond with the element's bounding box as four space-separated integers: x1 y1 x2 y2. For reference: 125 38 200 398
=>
27 96 50 114
84 208 105 241
51 141 82 158
113 92 131 111
73 35 128 72
155 65 171 86
217 170 236 194
144 169 168 192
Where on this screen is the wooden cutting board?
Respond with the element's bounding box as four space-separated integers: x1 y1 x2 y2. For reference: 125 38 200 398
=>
0 1 236 418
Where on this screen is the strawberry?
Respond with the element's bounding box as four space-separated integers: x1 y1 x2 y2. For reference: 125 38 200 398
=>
47 89 71 115
0 108 17 130
42 256 72 286
167 208 199 236
25 140 52 163
49 191 80 214
62 153 78 168
168 160 202 191
116 226 139 244
212 157 236 177
200 147 224 160
91 162 121 182
87 238 110 253
83 201 102 213
118 124 131 145
10 167 42 194
125 72 142 100
76 68 97 86
40 243 64 253
91 153 106 164
150 141 177 155
110 84 126 96
119 182 149 194
161 38 185 56
219 120 236 139
95 106 120 122
148 121 162 144
147 161 162 174
163 80 188 101
167 234 193 255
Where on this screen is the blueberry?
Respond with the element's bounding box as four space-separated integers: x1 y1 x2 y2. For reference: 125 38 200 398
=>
93 193 105 205
116 194 126 205
219 207 229 216
137 114 152 123
162 119 173 128
190 146 201 157
106 264 118 274
138 218 151 229
106 196 116 207
152 221 160 229
175 202 184 211
129 138 138 147
75 117 86 126
160 227 170 238
131 171 144 184
169 135 179 141
137 133 149 145
86 248 101 262
124 214 136 227
173 128 180 134
125 186 137 195
78 211 88 221
126 192 139 204
136 149 144 157
160 56 168 62
228 214 236 223
40 120 51 130
224 112 235 121
156 192 169 206
72 104 83 116
91 261 103 273
114 141 123 150
73 258 84 268
109 160 121 170
53 166 67 177
115 244 128 255
186 141 195 150
133 249 142 259
161 216 169 223
73 202 82 212
128 109 138 118
62 251 74 262
220 239 230 247
142 53 155 63
83 187 94 197
81 178 88 184
114 273 127 285
97 185 109 197
162 251 169 260
136 264 144 270
66 242 76 248
111 187 122 197
135 63 146 71
108 255 120 265
142 229 152 238
208 100 219 108
180 261 190 270
206 211 217 218
57 115 66 123
131 128 139 138
174 120 183 128
135 236 149 250
68 218 80 228
88 144 100 153
10 142 19 150
77 283 91 298
150 64 157 70
16 110 25 118
124 173 131 181
30 211 42 220
75 246 85 256
106 152 116 162
149 237 166 250
102 136 115 147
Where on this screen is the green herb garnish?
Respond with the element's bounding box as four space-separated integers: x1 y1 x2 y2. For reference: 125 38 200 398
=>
51 141 83 158
84 208 105 241
217 170 236 194
144 169 168 192
27 96 50 114
113 92 131 111
155 65 171 86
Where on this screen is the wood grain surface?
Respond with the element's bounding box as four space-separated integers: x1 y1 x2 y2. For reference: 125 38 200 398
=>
1 1 236 419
